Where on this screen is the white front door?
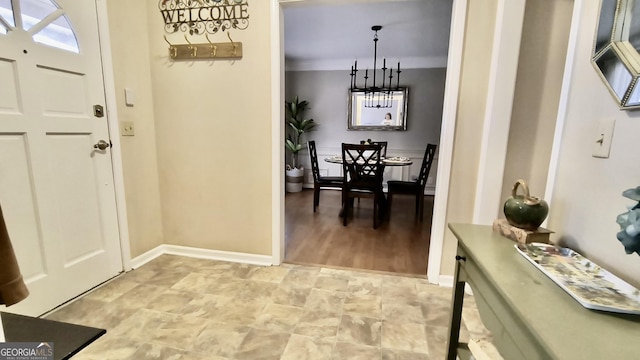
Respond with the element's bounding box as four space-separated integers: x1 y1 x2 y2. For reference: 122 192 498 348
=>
0 0 122 316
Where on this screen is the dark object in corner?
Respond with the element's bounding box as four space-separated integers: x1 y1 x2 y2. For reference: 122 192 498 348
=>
0 203 29 306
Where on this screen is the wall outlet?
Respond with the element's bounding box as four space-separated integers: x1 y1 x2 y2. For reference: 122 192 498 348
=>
592 118 615 158
121 121 135 136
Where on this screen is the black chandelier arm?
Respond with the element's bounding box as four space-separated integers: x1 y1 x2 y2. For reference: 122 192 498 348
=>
350 25 402 108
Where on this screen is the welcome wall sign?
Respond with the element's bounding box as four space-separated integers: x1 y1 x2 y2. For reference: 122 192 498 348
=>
159 0 249 35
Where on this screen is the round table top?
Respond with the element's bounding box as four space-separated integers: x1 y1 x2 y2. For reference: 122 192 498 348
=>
324 156 412 166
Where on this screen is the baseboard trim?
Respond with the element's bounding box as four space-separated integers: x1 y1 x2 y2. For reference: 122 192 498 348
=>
130 245 274 269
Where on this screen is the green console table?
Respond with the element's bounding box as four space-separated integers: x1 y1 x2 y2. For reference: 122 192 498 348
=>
446 223 640 360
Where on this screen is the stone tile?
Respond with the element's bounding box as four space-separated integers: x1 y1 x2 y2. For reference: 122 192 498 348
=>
234 328 291 360
381 280 419 303
280 334 333 360
337 314 382 347
303 288 345 314
72 336 141 360
281 269 320 289
234 280 279 302
191 322 250 357
254 303 304 332
126 343 222 360
271 285 311 307
170 272 219 293
425 325 448 359
332 342 381 360
144 289 199 314
420 299 451 328
82 300 140 331
293 310 341 339
117 266 158 284
45 297 109 325
343 293 382 318
381 348 431 360
382 300 425 324
381 322 429 353
49 256 480 360
209 299 266 326
173 292 231 318
204 275 247 297
147 312 209 349
415 282 451 301
198 261 258 279
247 266 289 283
82 276 139 302
313 274 350 292
347 276 382 296
110 308 207 348
319 267 358 277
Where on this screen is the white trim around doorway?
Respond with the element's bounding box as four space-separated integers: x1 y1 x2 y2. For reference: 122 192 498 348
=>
426 0 466 284
273 0 466 284
96 0 132 271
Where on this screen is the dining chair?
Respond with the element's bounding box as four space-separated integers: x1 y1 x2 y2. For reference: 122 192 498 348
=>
359 140 388 158
308 141 343 212
371 141 388 158
341 143 386 228
386 144 437 221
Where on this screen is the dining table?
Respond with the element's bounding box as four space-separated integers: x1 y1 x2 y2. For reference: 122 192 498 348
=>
324 155 412 222
323 155 413 166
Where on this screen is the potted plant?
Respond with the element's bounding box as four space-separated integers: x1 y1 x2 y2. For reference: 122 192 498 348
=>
285 96 316 192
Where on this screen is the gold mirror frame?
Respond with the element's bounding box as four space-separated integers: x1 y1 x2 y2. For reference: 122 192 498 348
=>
593 0 640 110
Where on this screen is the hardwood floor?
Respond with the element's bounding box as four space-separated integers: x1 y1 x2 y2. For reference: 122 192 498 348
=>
284 189 434 276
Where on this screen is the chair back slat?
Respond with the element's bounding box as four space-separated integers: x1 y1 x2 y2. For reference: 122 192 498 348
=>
308 140 320 182
417 144 437 188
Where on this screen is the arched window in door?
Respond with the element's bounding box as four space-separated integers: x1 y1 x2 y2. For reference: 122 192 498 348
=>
0 0 78 53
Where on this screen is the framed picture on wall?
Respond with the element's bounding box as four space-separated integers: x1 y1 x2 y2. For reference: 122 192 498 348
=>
347 88 408 131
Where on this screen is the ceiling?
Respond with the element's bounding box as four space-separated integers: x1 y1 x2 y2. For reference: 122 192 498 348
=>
283 0 453 71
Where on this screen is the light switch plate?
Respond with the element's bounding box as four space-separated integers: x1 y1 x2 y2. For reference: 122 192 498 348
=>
121 121 135 136
592 118 615 158
124 88 135 106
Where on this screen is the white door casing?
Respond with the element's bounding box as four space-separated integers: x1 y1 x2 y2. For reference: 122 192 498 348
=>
0 0 122 316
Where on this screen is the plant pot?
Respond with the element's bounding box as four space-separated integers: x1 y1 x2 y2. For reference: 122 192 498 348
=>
285 167 304 193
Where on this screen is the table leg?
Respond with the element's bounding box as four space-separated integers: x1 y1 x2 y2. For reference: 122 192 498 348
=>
446 255 467 360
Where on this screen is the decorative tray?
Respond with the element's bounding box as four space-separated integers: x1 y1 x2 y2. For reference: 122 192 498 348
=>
515 243 640 314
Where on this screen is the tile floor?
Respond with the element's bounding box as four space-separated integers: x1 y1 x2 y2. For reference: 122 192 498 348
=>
45 255 495 359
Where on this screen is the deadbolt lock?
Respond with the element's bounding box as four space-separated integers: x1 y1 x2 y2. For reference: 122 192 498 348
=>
93 105 104 118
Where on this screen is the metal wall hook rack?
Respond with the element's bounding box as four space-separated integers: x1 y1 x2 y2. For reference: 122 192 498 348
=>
163 33 242 60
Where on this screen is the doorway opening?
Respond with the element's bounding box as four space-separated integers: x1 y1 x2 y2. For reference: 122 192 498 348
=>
279 0 455 278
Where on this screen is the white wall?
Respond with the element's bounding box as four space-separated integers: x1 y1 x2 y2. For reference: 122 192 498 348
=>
548 1 640 288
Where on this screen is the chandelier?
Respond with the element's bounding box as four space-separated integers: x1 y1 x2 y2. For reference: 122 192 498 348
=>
350 25 402 109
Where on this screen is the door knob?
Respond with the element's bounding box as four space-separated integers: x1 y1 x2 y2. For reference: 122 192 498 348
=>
93 140 110 150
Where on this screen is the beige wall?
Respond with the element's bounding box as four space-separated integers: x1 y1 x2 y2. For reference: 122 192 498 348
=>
146 0 273 255
440 0 498 276
547 0 640 288
502 0 573 203
106 0 164 258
